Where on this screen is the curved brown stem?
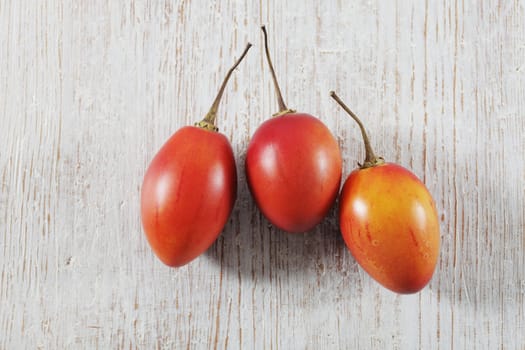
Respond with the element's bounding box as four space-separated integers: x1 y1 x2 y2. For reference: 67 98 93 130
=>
330 91 384 168
261 26 294 115
197 43 252 131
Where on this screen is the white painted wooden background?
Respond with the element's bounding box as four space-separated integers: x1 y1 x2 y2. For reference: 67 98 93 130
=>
1 0 524 349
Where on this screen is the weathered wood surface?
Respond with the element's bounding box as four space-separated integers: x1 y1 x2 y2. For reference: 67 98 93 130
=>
1 1 524 349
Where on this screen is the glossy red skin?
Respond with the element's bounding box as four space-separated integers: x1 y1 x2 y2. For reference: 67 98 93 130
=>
141 126 237 267
246 113 342 233
339 163 440 293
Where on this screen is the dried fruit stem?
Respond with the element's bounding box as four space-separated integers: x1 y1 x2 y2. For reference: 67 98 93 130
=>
330 91 384 168
197 43 252 131
261 26 294 116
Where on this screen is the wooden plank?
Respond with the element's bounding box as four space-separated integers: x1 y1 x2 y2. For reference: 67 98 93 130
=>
0 0 523 348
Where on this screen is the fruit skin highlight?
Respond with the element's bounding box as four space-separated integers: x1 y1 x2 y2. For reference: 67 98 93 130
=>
331 91 440 294
140 44 251 267
245 26 342 233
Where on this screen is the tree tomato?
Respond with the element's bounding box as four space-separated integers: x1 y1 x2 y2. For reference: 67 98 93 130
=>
339 163 440 293
140 44 251 266
246 27 342 233
246 113 342 233
141 127 237 267
331 91 440 293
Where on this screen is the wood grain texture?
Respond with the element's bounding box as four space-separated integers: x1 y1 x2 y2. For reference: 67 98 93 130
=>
1 0 524 349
